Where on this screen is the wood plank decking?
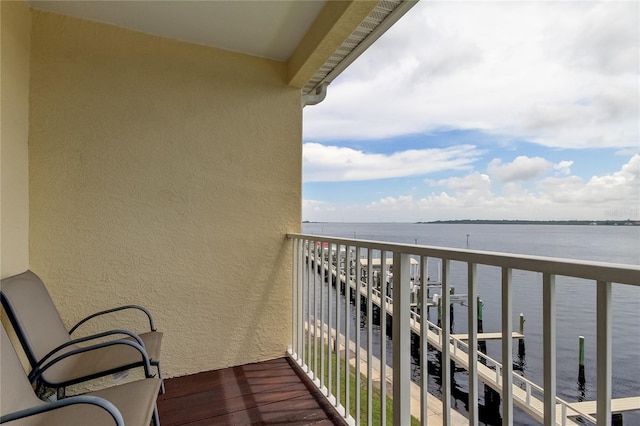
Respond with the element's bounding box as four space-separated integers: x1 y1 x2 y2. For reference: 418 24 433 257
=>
157 357 346 426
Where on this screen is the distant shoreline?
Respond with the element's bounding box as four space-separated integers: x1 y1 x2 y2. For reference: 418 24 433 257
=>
303 220 640 226
416 219 639 226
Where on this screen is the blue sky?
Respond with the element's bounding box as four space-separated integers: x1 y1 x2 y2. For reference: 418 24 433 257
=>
302 1 639 222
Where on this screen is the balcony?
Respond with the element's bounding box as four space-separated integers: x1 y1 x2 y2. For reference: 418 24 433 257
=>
288 233 640 426
2 2 637 425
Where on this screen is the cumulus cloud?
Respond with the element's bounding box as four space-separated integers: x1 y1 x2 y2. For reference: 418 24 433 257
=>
304 155 639 222
304 1 638 150
553 161 573 176
434 172 491 191
303 143 483 182
539 156 639 206
488 156 552 183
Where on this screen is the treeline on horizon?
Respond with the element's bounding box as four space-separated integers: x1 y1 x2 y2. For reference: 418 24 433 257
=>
302 219 639 225
416 219 639 226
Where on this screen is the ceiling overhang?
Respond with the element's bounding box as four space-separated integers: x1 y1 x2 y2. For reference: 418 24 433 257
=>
28 0 418 97
291 0 417 95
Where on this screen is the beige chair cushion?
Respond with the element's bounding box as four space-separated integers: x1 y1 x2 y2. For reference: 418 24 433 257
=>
1 325 161 426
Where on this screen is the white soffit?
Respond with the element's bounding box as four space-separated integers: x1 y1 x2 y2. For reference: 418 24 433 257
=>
303 0 416 94
28 0 327 62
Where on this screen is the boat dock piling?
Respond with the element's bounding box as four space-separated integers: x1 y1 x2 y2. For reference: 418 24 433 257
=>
579 336 586 386
478 297 484 333
519 313 526 356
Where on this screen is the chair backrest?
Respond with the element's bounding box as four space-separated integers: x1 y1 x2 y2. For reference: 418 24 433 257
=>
0 270 71 368
0 324 45 415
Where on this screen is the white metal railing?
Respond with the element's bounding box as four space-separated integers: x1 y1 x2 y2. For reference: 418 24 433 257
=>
287 233 640 426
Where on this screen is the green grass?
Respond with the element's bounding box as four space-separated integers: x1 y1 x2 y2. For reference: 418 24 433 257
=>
304 339 420 425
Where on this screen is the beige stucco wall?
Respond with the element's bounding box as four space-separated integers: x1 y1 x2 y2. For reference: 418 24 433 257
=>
1 0 31 279
29 10 301 378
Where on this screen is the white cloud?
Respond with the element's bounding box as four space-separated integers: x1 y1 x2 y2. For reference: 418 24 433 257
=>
488 156 552 183
539 154 639 204
549 1 640 76
303 199 335 213
304 155 640 222
430 172 493 200
304 1 639 150
368 195 417 211
303 143 483 182
553 161 574 176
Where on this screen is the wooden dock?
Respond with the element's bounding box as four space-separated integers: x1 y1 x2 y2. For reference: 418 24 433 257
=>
452 332 524 341
567 397 640 415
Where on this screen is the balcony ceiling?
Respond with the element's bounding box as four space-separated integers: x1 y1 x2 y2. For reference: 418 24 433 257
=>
28 0 327 62
28 0 416 93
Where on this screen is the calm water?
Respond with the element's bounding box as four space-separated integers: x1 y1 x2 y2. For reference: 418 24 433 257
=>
302 222 640 425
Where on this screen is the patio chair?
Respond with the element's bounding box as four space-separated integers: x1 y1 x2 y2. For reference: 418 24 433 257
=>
0 325 161 425
0 270 164 397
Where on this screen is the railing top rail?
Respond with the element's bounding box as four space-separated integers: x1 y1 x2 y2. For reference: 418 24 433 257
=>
288 233 640 285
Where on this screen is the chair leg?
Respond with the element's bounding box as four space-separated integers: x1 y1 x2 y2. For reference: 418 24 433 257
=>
155 362 165 394
152 405 160 426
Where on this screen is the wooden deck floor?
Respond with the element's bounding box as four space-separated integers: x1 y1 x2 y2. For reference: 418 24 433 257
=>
157 357 346 426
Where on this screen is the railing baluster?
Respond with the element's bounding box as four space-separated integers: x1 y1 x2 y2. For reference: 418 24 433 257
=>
308 240 313 371
335 244 341 408
327 243 333 398
302 240 307 368
380 250 387 425
502 267 513 425
543 272 556 426
292 238 298 357
441 259 451 426
392 252 411 425
355 246 362 426
468 262 479 426
367 248 373 426
291 238 300 356
298 240 304 359
421 256 429 426
345 245 351 420
597 280 612 426
320 240 326 391
313 241 318 380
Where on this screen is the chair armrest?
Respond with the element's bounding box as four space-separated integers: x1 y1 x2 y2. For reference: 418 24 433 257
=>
29 339 153 384
70 305 157 334
0 395 124 425
30 329 146 382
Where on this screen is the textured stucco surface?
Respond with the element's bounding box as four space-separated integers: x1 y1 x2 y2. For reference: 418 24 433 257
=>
1 0 31 279
28 10 301 378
